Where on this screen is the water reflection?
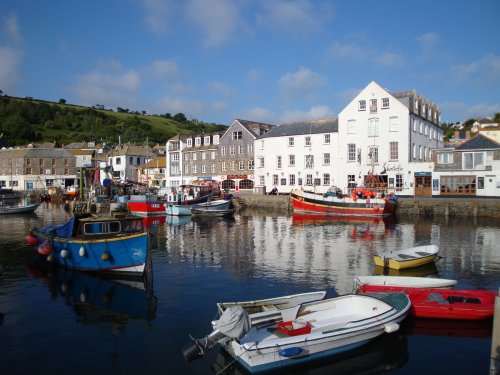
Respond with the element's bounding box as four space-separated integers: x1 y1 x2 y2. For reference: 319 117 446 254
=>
212 333 409 375
372 262 439 277
401 317 492 339
27 263 157 329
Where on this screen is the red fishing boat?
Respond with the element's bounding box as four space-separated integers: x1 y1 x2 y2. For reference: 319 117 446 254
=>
127 194 167 216
358 285 497 320
290 188 398 217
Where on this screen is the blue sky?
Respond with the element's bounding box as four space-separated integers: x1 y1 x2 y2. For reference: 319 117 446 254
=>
1 0 499 126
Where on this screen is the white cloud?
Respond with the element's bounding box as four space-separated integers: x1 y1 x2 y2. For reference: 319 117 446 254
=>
141 0 175 35
441 101 500 122
256 0 334 35
247 69 263 85
239 107 278 124
211 100 229 113
279 105 334 123
0 46 22 92
416 32 439 61
5 14 21 43
72 60 141 108
450 54 500 83
327 40 404 67
207 80 235 97
278 67 327 100
147 60 179 80
158 96 205 118
185 0 242 47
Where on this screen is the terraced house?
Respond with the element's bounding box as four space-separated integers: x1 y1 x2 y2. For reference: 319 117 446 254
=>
0 147 77 191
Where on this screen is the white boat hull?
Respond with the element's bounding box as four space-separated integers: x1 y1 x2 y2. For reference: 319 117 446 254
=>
354 275 457 289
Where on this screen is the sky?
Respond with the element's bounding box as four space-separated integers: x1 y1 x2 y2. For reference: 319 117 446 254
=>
0 0 499 126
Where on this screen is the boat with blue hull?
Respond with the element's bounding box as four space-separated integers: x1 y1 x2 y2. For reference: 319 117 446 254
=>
28 214 149 276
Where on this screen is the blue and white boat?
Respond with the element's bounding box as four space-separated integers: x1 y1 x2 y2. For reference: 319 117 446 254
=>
166 197 228 216
183 292 410 373
28 214 149 276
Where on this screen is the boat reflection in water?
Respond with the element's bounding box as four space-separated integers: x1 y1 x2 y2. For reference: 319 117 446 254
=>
212 332 408 375
373 262 439 277
27 263 157 327
401 317 492 339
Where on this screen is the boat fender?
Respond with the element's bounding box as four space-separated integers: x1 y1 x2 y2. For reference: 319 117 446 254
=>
101 250 110 261
384 322 399 333
47 254 53 262
79 246 86 257
279 347 303 357
60 249 70 258
25 236 38 245
37 241 52 256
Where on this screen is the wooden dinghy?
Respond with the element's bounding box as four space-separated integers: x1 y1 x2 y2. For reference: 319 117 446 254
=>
374 245 439 270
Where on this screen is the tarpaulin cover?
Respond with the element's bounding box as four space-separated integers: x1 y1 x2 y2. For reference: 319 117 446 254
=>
216 306 250 339
33 216 76 239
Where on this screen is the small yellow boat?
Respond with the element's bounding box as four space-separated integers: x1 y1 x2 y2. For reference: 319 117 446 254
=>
374 245 439 270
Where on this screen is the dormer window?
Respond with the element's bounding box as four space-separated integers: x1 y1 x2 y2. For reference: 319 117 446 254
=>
204 136 210 145
186 139 192 147
195 137 201 146
213 135 219 144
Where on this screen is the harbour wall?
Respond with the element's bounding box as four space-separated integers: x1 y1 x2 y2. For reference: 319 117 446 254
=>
232 194 500 219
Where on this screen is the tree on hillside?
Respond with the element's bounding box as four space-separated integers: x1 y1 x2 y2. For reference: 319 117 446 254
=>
58 98 66 104
494 112 500 123
173 113 187 122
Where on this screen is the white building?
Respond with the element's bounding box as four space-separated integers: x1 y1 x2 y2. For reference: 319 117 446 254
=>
254 119 338 194
337 81 444 197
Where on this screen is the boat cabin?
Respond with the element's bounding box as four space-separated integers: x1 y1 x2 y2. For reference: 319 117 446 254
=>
68 214 145 239
165 185 213 205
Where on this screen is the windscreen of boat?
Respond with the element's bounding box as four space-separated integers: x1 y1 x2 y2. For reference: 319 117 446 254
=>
83 221 121 236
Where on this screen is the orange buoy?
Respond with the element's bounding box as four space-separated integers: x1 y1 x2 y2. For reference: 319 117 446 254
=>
101 251 110 261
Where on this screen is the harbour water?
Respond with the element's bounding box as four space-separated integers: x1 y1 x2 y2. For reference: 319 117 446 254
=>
0 203 499 374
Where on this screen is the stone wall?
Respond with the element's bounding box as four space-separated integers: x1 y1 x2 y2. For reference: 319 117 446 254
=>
232 194 500 218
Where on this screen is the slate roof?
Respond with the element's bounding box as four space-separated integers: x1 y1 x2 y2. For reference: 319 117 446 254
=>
235 119 275 137
258 118 338 139
455 133 500 150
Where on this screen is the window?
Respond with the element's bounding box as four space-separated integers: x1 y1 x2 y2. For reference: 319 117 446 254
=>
195 138 201 146
115 157 121 165
187 139 192 147
368 146 378 163
358 100 366 111
419 121 423 134
306 174 313 185
204 136 210 144
412 144 416 159
172 152 179 161
463 152 485 170
419 145 422 160
213 135 220 144
201 152 206 160
425 125 428 136
370 99 377 112
192 165 197 174
440 176 476 195
239 161 245 170
211 151 216 160
348 144 356 162
129 157 134 165
348 174 356 188
273 174 279 185
289 174 296 185
324 134 331 144
437 152 453 164
184 165 189 174
478 177 484 189
221 146 227 156
289 154 295 167
238 145 244 155
423 146 427 161
229 145 235 155
305 155 314 169
247 144 253 154
396 174 403 188
257 157 264 168
368 118 379 137
230 161 235 171
248 160 254 170
323 174 330 185
382 97 389 109
221 162 226 171
201 164 206 173
232 131 242 140
389 116 399 132
323 153 330 165
387 141 398 160
260 140 264 150
277 156 282 169
347 119 357 134
288 137 294 146
305 136 311 146
211 164 215 173
413 119 417 132
192 152 197 161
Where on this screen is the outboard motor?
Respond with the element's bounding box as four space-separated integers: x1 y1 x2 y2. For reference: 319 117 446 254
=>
182 306 250 363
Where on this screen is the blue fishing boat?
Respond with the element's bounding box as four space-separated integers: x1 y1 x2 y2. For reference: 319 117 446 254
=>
28 214 149 276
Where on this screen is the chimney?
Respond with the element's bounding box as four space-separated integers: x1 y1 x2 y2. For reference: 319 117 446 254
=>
466 130 470 139
454 130 459 139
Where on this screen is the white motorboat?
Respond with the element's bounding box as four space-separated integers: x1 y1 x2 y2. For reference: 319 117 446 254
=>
354 275 457 289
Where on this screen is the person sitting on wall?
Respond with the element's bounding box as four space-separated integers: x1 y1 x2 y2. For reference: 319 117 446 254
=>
268 186 278 195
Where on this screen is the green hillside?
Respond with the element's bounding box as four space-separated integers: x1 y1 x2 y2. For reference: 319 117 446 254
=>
0 96 228 147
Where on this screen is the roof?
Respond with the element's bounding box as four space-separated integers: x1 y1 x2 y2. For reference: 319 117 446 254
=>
258 118 338 139
235 119 275 136
67 149 95 156
0 147 74 158
455 133 500 150
140 157 166 168
111 144 153 156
